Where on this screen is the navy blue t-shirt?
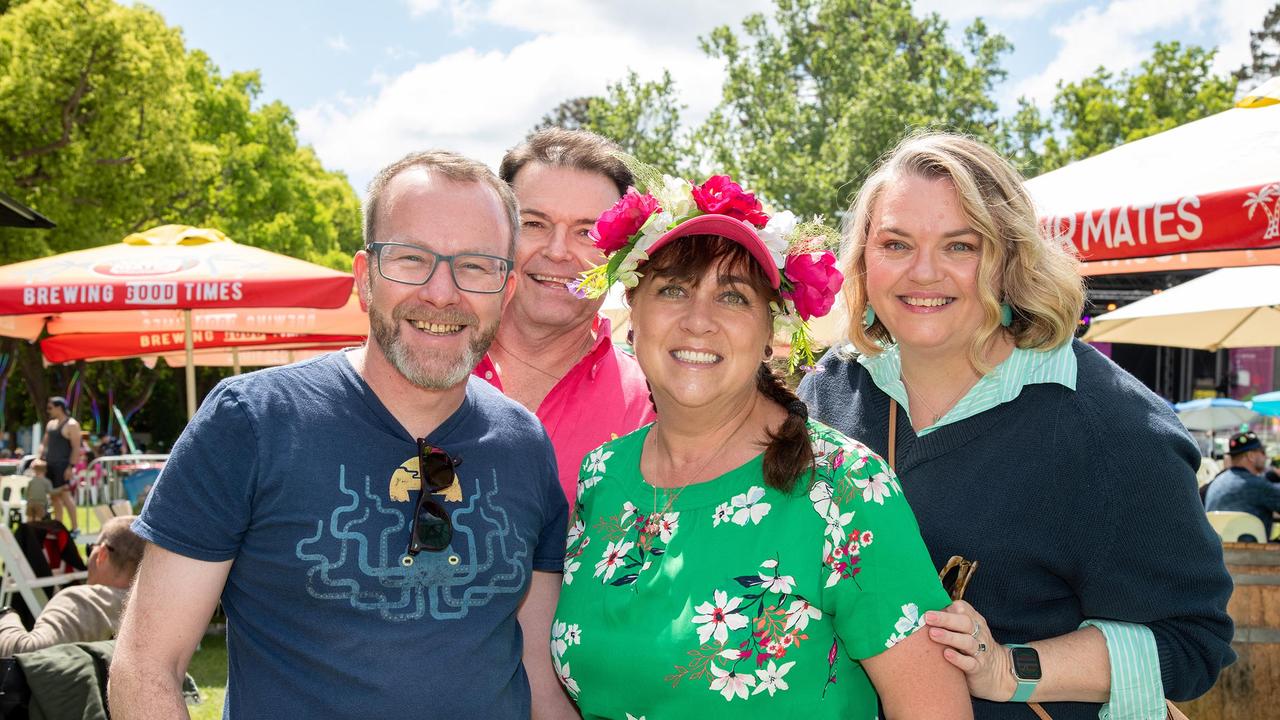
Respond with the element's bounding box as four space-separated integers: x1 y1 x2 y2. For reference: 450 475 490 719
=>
135 351 568 718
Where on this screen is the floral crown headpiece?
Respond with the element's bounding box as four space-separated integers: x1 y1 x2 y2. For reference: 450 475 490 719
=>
570 155 843 371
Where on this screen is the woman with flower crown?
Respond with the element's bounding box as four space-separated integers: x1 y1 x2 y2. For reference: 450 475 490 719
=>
800 133 1234 719
550 162 972 718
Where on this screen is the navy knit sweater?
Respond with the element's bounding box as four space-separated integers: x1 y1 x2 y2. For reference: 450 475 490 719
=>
799 340 1235 719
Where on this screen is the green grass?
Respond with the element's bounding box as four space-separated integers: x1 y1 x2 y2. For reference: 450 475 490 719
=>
188 630 228 719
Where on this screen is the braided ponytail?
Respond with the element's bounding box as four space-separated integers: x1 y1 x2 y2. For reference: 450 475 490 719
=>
756 364 816 494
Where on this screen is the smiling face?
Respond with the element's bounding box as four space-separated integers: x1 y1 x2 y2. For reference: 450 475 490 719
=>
354 168 513 390
864 173 991 360
627 237 775 414
507 162 621 333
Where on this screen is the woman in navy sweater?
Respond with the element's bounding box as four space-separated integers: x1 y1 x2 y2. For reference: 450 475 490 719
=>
800 132 1234 719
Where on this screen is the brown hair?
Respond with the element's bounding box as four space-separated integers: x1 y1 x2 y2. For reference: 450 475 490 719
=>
499 128 633 196
842 132 1084 371
627 235 816 494
363 150 519 257
99 515 145 576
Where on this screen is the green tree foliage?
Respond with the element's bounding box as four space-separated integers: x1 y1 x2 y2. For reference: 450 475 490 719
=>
1015 42 1235 175
534 96 594 132
1236 3 1280 89
585 70 687 176
0 0 361 443
534 71 689 177
0 0 361 268
696 0 1010 219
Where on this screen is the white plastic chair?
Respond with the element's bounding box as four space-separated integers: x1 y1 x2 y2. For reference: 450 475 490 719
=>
0 525 87 613
1206 511 1268 543
0 475 29 522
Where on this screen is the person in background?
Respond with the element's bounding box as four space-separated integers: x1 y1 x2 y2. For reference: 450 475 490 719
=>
480 128 655 504
110 150 573 719
0 515 143 655
24 458 53 522
1205 431 1280 541
37 396 80 536
553 164 971 718
1265 455 1280 485
800 132 1234 719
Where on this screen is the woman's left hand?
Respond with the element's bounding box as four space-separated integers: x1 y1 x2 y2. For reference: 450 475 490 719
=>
924 601 1016 702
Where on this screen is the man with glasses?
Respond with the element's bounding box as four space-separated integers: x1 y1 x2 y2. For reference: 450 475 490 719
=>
481 129 655 504
112 151 573 719
0 515 142 655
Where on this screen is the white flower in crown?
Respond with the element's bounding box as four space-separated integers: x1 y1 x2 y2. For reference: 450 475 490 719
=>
653 175 695 218
758 211 798 268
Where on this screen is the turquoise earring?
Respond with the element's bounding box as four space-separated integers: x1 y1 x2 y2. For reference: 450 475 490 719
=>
863 305 876 328
1000 303 1013 327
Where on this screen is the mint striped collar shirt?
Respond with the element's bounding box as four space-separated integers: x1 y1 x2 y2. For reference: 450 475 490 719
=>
857 340 1166 720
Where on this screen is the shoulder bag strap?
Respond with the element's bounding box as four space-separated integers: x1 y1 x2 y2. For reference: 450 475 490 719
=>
887 399 897 471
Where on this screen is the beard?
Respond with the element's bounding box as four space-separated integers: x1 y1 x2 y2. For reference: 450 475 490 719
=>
368 300 498 390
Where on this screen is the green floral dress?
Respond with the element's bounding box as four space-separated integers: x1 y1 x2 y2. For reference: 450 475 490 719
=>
552 420 950 719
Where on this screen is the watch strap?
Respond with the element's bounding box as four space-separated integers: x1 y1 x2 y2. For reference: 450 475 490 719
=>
1008 643 1039 702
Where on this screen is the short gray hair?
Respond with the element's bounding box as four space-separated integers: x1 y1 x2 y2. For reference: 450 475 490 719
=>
363 150 519 257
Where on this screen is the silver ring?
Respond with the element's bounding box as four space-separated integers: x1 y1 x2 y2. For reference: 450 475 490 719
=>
977 642 987 654
970 621 981 639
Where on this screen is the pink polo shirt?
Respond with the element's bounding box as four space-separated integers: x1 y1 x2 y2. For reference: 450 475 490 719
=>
474 315 656 506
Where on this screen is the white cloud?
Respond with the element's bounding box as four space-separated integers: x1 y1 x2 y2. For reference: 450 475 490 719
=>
916 0 1070 22
1013 0 1272 106
404 0 443 17
300 0 771 192
1209 0 1273 77
325 34 350 52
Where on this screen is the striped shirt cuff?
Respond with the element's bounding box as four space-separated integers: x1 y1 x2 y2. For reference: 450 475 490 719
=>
1081 619 1166 720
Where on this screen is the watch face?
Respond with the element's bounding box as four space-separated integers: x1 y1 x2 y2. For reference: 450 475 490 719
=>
1011 647 1042 681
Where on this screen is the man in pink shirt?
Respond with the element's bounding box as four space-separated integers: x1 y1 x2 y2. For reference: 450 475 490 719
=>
477 129 654 505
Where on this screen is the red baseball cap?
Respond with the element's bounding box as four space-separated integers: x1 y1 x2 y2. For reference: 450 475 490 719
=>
646 214 781 289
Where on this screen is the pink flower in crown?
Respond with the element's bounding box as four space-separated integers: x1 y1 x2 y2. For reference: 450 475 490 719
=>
691 175 769 227
591 188 660 253
782 251 843 320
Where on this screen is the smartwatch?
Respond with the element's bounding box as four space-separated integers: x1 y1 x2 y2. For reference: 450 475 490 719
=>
1007 643 1041 702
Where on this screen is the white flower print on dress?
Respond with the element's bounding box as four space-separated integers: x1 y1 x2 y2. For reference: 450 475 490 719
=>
752 660 796 696
553 654 580 698
758 559 796 594
886 603 924 648
852 470 894 505
808 481 855 543
566 519 585 549
564 623 582 647
657 512 680 543
783 599 823 631
692 590 749 644
595 540 634 582
620 501 638 524
730 486 772 526
577 475 601 501
712 502 732 526
584 447 613 475
708 663 757 701
562 556 581 585
551 620 568 657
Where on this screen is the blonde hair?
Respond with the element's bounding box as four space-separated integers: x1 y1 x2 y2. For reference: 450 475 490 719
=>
841 131 1083 371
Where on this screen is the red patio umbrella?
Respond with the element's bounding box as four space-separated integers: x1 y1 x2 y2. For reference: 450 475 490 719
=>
0 225 355 418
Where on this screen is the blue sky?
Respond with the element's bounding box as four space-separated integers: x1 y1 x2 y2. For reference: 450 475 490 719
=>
141 0 1273 193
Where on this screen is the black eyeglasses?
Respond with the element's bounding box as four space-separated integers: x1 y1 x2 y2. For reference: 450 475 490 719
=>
367 242 512 293
402 440 459 566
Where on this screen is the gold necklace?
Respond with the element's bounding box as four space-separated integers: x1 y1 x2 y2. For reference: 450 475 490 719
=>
492 333 592 381
901 374 973 426
647 398 758 519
